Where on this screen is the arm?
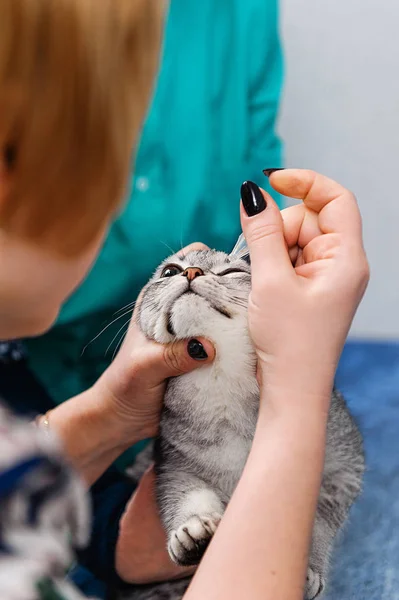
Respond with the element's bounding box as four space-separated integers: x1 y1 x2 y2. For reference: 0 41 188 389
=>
115 171 367 589
43 385 140 487
183 170 368 599
184 385 330 600
42 333 214 486
37 250 215 486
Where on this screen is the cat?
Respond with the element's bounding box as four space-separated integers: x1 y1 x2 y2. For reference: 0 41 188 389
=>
123 248 364 600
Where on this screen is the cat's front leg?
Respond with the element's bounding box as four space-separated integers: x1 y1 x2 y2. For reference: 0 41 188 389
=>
156 469 224 567
305 512 331 599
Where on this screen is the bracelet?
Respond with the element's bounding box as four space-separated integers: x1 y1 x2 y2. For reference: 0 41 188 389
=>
35 410 51 434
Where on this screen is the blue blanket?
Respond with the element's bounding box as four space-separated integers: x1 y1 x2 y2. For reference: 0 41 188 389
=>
326 341 399 600
72 340 399 599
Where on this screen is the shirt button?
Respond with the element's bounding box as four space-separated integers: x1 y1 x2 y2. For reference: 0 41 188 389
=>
135 176 150 193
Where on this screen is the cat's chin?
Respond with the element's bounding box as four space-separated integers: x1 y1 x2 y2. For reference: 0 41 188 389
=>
163 291 229 342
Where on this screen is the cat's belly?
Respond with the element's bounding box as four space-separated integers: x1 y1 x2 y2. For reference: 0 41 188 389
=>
164 375 259 499
182 427 252 500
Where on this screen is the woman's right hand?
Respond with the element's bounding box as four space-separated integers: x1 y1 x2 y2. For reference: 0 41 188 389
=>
94 242 215 446
48 243 215 487
240 170 369 402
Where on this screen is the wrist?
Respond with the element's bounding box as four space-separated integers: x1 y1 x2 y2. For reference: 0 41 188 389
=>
254 389 329 460
258 352 337 403
256 359 334 430
89 378 148 449
48 386 139 470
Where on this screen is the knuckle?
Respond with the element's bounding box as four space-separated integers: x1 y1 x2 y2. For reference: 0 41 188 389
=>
337 256 370 300
358 258 370 289
348 189 357 202
291 169 314 193
247 222 282 246
301 169 317 186
163 342 185 374
347 250 370 280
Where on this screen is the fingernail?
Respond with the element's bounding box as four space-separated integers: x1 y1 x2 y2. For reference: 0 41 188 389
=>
263 168 285 177
187 339 208 360
241 181 266 217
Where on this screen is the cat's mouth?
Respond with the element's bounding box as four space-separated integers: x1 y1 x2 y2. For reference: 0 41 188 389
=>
165 289 231 336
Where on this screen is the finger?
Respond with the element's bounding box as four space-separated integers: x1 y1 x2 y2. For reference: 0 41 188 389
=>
121 319 215 380
269 169 362 236
281 204 322 250
134 335 216 383
161 337 215 378
240 181 293 280
301 233 339 266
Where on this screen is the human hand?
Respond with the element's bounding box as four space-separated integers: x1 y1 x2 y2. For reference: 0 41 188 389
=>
240 170 369 398
93 243 215 445
116 466 194 584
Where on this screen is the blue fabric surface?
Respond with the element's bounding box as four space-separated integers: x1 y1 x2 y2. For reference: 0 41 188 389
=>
325 341 399 600
70 341 399 599
68 564 107 599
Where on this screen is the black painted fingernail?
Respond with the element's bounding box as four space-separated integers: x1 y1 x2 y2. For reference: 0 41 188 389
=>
241 181 266 217
263 168 285 177
187 339 208 360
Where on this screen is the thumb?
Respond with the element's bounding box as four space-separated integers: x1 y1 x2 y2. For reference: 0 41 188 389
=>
160 337 215 379
240 181 292 281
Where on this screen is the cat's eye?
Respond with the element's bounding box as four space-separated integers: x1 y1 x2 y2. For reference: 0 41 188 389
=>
161 264 183 278
217 268 248 276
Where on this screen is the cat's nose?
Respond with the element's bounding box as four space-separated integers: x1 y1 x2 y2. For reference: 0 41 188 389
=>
182 267 204 281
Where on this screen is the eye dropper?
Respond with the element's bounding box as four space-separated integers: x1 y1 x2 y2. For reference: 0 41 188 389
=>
229 232 249 261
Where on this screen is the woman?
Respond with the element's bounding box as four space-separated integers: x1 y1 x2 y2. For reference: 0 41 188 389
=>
0 1 368 599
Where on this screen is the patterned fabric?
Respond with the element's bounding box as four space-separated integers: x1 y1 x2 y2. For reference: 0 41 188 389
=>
0 340 27 365
0 403 95 600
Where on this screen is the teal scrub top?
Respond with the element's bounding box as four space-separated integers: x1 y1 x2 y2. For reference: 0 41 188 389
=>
26 0 284 411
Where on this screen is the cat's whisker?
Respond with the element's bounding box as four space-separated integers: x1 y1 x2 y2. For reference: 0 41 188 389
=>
105 317 132 357
112 322 130 361
81 308 134 356
113 300 137 316
160 240 178 256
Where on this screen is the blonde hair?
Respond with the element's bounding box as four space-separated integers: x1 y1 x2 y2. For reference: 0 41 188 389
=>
0 0 165 255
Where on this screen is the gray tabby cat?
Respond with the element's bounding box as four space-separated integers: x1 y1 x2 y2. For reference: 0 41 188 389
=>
127 248 364 600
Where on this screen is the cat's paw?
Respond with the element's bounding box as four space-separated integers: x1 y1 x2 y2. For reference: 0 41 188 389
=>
168 514 221 566
305 567 325 599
